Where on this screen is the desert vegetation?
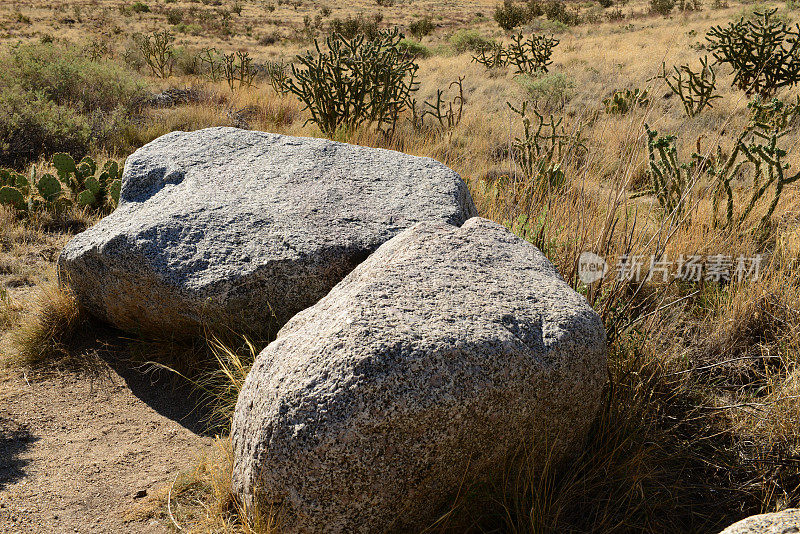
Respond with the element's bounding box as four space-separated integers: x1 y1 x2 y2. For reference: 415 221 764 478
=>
1 0 799 531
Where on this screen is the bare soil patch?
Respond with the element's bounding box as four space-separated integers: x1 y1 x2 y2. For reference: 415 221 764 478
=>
0 361 212 533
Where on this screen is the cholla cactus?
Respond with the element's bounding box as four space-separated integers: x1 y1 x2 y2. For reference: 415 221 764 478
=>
471 42 508 69
286 27 419 136
659 56 721 117
641 120 800 232
706 9 800 97
471 33 559 74
507 101 586 192
506 32 559 75
640 125 693 220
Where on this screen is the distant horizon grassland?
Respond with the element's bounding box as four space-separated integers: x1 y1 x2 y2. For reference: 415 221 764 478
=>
1 0 799 531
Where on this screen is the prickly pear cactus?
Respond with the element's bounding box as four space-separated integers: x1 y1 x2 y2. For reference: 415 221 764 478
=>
37 173 62 202
0 186 27 212
1 153 123 217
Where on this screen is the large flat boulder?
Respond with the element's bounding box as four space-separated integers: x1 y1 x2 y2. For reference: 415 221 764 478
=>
718 510 800 534
231 217 607 533
57 128 476 338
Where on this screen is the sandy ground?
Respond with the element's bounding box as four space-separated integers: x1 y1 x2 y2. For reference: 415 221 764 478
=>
0 360 213 533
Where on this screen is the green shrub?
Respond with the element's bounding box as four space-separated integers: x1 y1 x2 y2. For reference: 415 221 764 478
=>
166 8 183 24
0 43 146 166
450 29 495 53
495 0 530 30
544 0 581 24
527 0 545 17
650 0 676 15
0 87 90 168
398 39 431 58
328 12 382 40
409 17 435 39
528 17 570 33
131 1 150 13
516 72 574 109
176 22 203 35
2 42 148 114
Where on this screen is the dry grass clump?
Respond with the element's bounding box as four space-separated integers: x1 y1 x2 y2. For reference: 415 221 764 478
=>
153 437 284 533
6 281 89 368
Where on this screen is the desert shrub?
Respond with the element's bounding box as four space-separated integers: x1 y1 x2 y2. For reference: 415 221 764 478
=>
450 29 495 53
0 43 146 165
678 0 702 10
166 8 183 24
176 22 203 35
398 39 431 58
258 32 278 45
495 0 530 30
2 42 148 114
706 9 800 97
328 12 382 40
650 0 676 15
131 1 150 13
516 72 574 109
599 0 614 7
544 0 581 24
527 0 545 17
409 17 434 39
172 46 202 76
607 7 626 20
528 17 571 32
285 28 419 136
0 87 90 168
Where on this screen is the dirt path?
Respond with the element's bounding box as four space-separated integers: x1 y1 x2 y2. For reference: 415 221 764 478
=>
0 362 213 533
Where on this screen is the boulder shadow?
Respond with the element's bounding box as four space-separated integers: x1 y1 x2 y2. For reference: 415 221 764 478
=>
0 416 38 489
101 348 216 438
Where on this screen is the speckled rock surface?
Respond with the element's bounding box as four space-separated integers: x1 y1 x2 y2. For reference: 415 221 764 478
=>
719 510 800 534
57 127 476 337
231 217 607 533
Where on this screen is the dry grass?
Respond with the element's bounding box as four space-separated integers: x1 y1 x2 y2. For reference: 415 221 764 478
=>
5 280 89 368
